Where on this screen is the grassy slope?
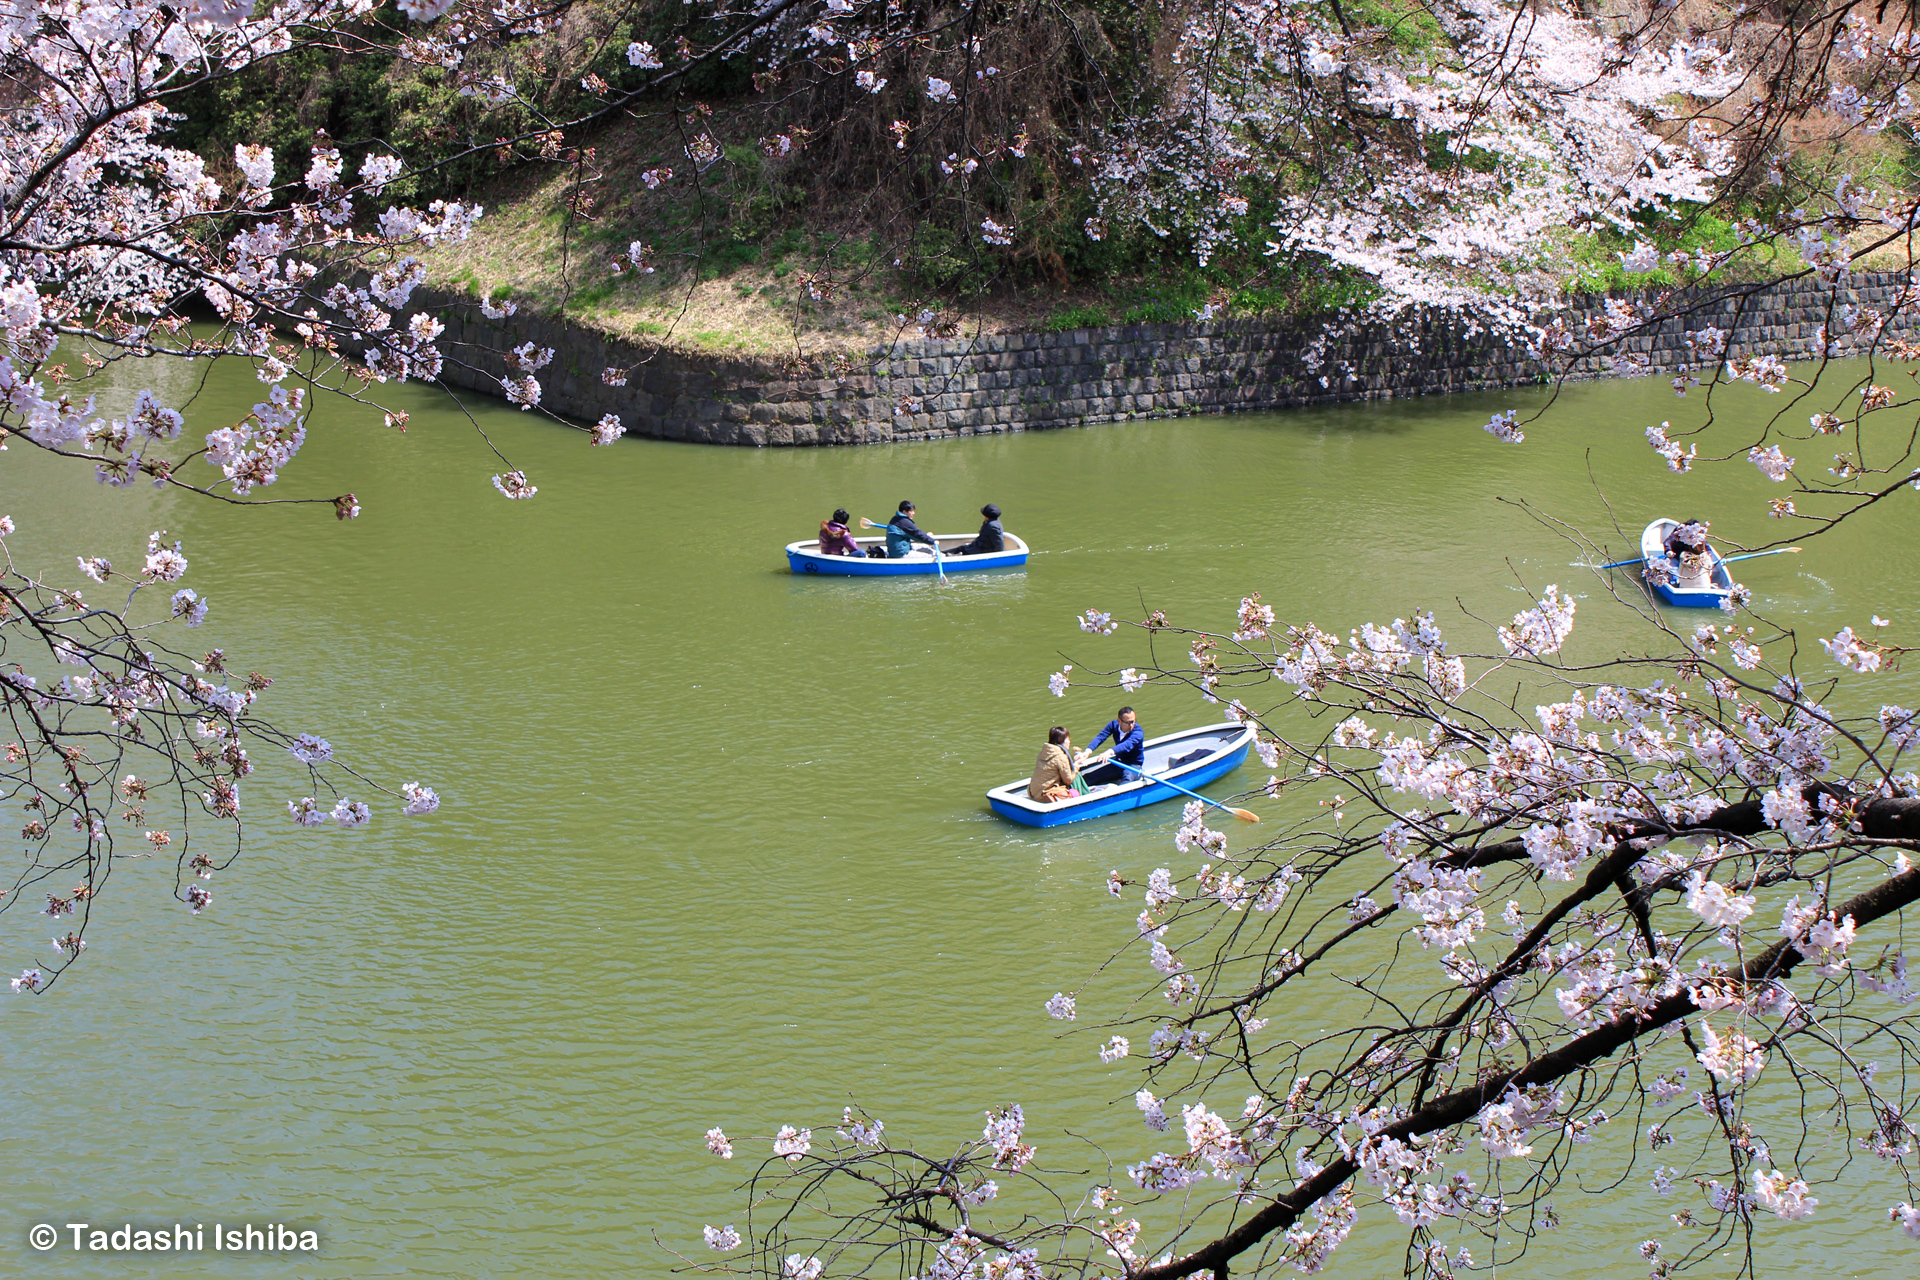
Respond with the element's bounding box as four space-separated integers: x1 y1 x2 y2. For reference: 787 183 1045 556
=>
415 89 1920 360
415 106 1120 359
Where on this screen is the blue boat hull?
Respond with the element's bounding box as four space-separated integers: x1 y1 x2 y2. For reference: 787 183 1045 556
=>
786 534 1028 576
1650 580 1730 608
987 723 1255 827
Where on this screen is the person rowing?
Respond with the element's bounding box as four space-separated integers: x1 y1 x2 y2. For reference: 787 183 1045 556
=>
1077 706 1143 786
882 500 941 559
1661 517 1714 588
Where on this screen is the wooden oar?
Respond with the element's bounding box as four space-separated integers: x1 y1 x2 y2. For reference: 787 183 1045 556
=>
1116 763 1260 823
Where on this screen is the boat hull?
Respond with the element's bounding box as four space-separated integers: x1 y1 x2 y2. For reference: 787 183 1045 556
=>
1639 518 1733 608
786 533 1029 576
987 723 1256 827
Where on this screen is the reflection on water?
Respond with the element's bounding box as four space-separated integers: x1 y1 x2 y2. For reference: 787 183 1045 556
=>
2 358 1913 1277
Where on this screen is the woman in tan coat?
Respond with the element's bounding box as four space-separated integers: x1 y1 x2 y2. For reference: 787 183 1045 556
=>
1029 726 1078 803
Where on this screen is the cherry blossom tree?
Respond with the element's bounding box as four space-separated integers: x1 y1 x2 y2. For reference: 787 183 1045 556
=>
0 0 581 989
693 569 1919 1278
9 4 1920 1272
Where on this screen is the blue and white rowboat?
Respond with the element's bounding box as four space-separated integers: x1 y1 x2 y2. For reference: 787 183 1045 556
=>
987 722 1256 827
786 533 1029 575
1640 518 1733 608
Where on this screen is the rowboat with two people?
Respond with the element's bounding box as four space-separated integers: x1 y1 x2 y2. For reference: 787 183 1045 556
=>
986 721 1256 827
1601 518 1800 609
1637 517 1733 608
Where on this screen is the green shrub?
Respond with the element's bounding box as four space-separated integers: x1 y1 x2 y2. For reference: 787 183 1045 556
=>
1040 304 1114 332
1121 296 1202 325
1342 0 1446 50
1565 208 1770 294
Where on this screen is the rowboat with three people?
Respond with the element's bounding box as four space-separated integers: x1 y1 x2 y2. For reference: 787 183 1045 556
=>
986 722 1256 827
786 532 1030 575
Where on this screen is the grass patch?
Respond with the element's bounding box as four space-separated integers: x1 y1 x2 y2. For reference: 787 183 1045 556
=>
698 239 761 280
1343 0 1446 51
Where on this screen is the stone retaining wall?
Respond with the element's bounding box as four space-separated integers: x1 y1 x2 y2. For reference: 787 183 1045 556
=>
421 271 1919 446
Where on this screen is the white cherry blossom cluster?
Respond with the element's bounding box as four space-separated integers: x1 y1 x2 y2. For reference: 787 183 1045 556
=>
1646 422 1696 473
1498 586 1577 657
1821 626 1884 674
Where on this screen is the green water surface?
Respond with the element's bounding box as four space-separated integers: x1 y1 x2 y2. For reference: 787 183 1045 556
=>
3 359 1915 1278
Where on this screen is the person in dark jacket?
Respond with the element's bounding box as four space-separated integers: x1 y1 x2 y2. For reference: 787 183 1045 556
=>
1664 518 1710 559
952 504 1005 556
884 501 941 559
1078 707 1144 786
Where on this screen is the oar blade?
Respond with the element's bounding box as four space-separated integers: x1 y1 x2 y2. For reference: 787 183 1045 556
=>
1230 807 1261 823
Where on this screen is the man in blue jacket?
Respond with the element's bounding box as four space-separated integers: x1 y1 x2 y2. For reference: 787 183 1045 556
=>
883 501 941 559
1079 707 1144 786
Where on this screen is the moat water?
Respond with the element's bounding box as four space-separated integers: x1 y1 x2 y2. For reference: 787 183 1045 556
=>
3 355 1913 1277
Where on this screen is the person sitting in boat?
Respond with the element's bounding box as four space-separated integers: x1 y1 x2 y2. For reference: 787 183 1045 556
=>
1662 518 1714 588
883 501 941 559
1028 726 1077 803
951 504 1004 556
1077 707 1144 786
818 509 866 557
1664 518 1710 559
